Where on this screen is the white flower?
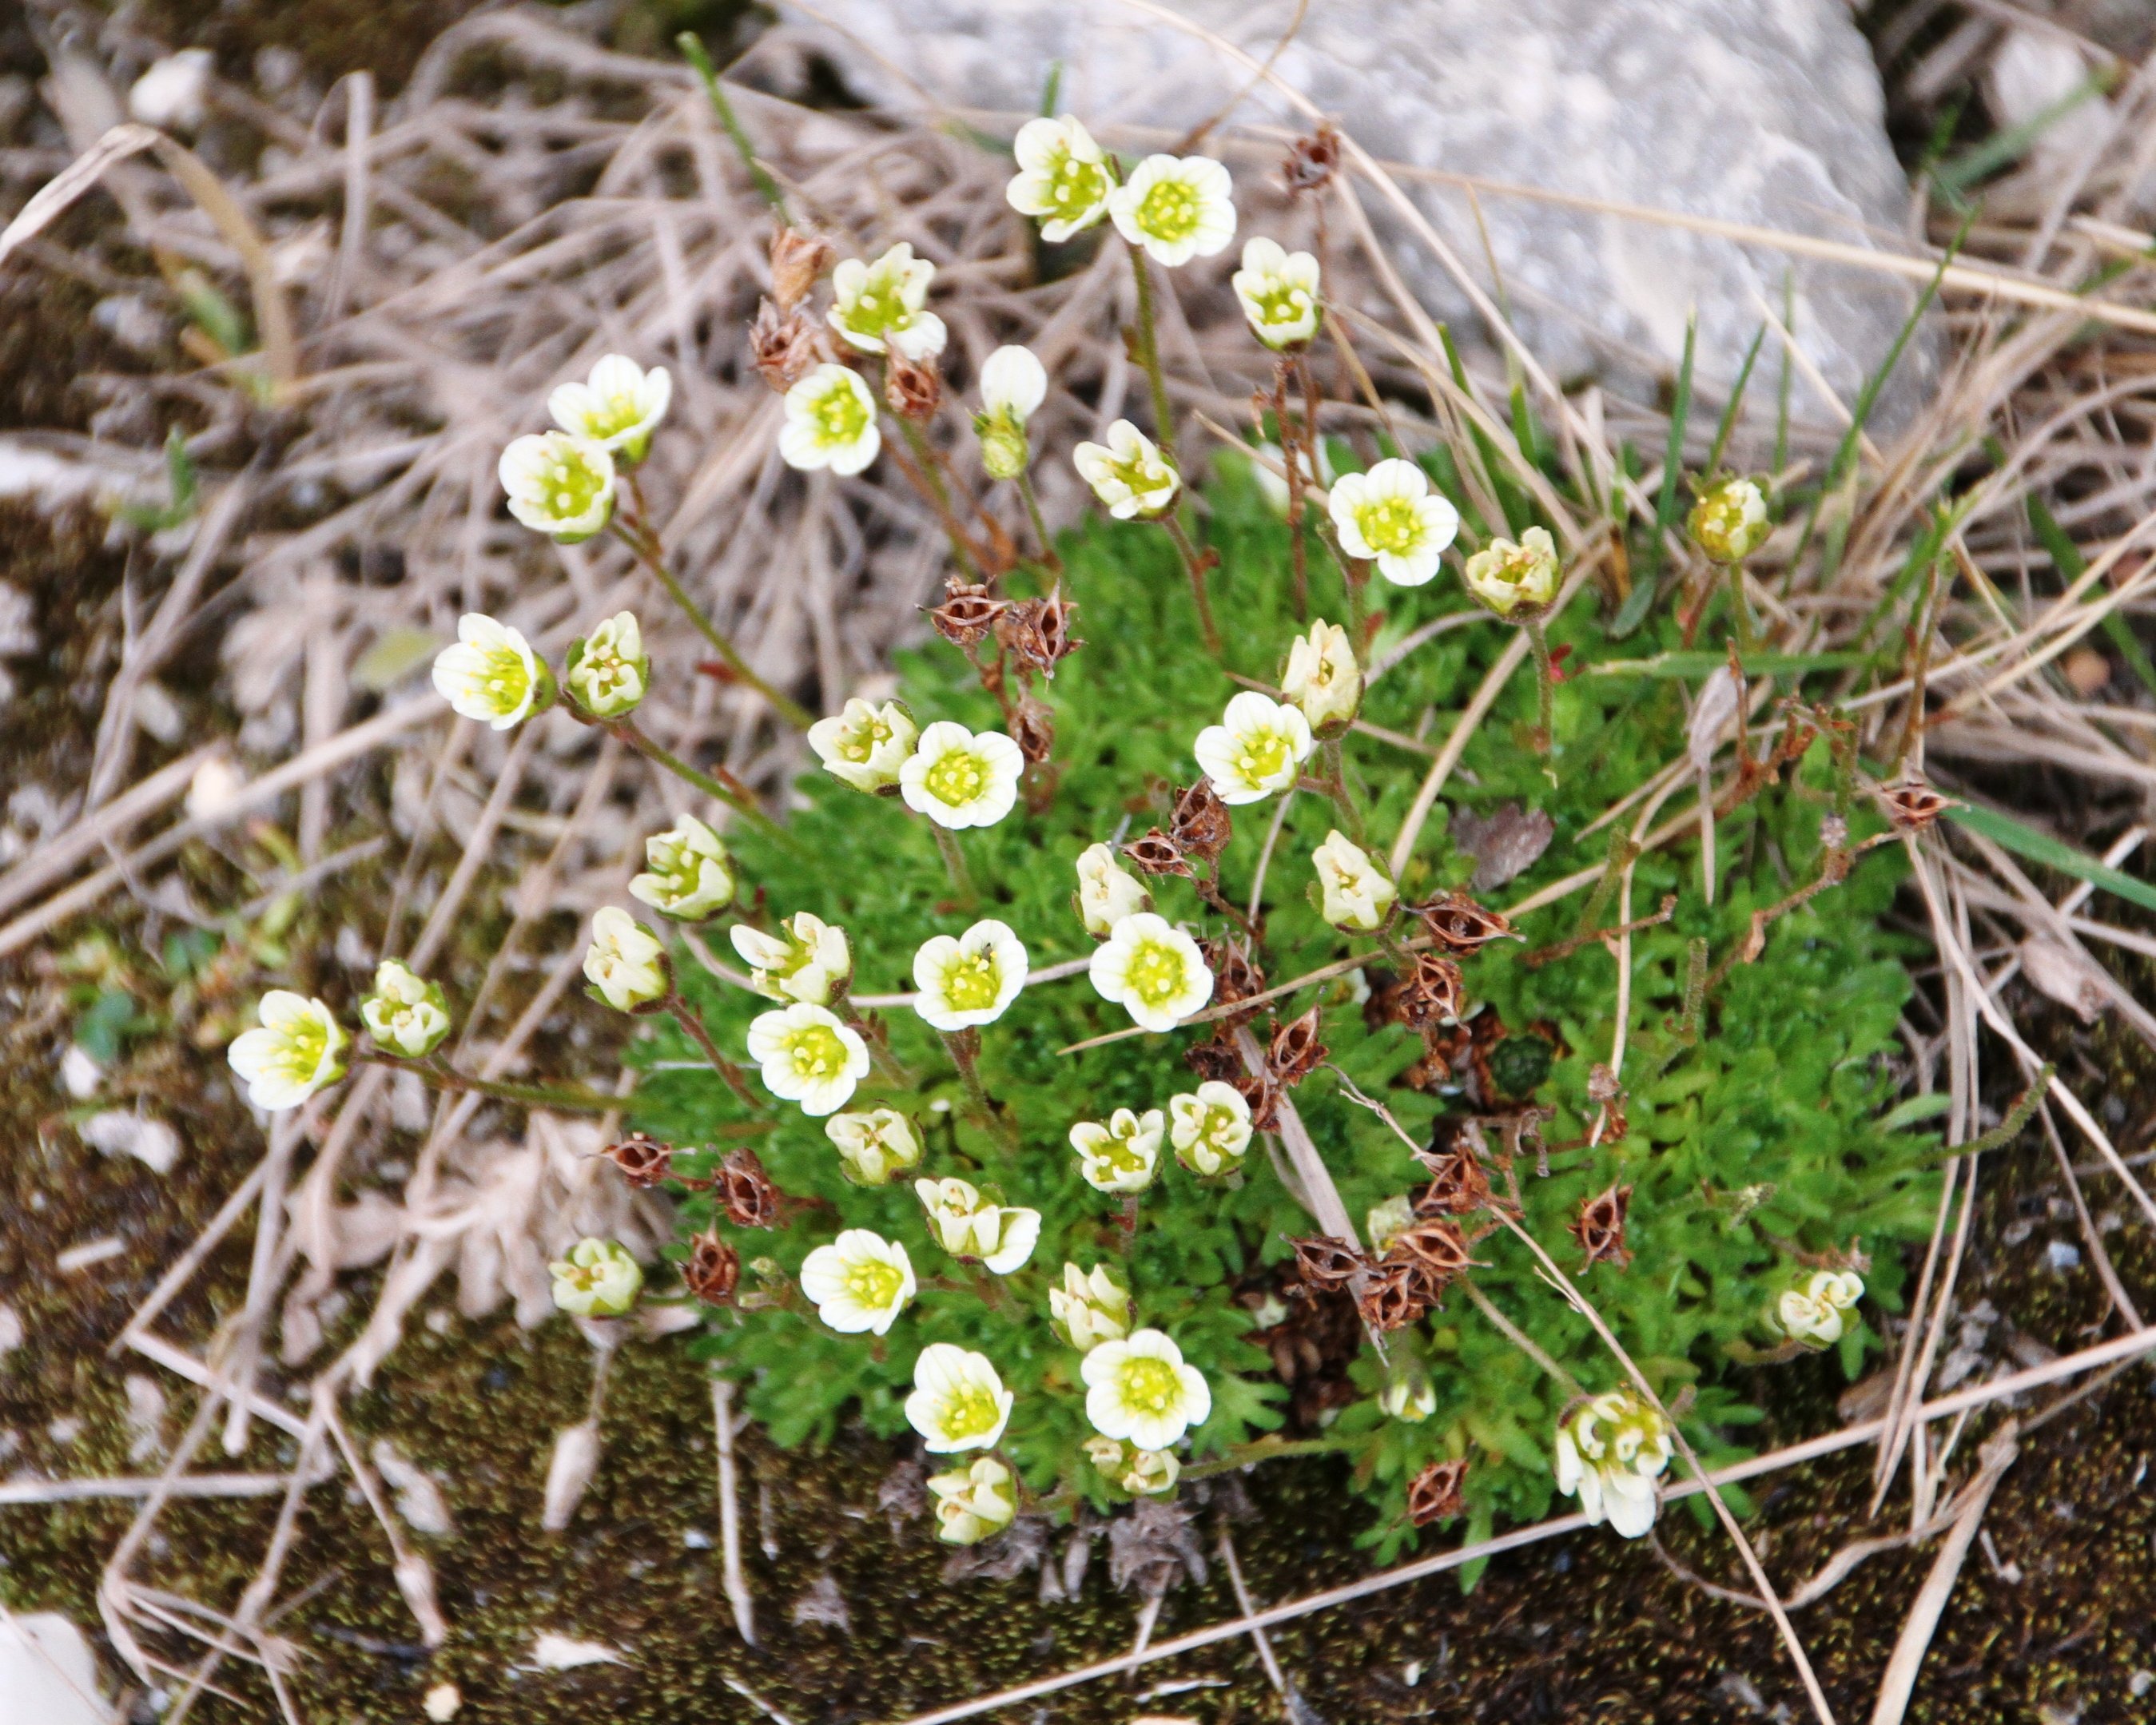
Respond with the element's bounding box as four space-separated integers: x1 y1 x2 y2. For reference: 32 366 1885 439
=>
1004 115 1113 242
1168 1082 1252 1177
629 816 734 921
929 1455 1017 1544
825 1108 924 1186
547 354 671 464
1247 439 1334 517
431 614 551 730
228 991 347 1111
905 1342 1014 1453
1108 153 1236 268
1069 1107 1165 1194
1366 1194 1416 1258
1088 912 1213 1034
563 610 649 719
1281 618 1361 734
1689 477 1772 564
1776 1270 1864 1349
798 1229 917 1335
1380 1369 1437 1423
808 698 918 793
780 364 881 476
1327 459 1459 588
1076 841 1151 938
827 242 947 361
914 1177 1041 1275
1072 419 1179 520
358 960 451 1060
1462 526 1561 618
583 906 668 1012
1050 1262 1132 1353
1312 829 1397 932
1193 690 1313 805
1082 1327 1211 1451
746 1003 869 1116
1231 237 1322 349
1553 1389 1673 1540
898 721 1024 829
1083 1434 1182 1496
499 431 615 542
730 912 851 1007
913 919 1028 1032
549 1238 642 1318
976 344 1048 480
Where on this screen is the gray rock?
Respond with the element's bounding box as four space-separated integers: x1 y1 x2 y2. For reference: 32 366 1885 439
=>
785 0 1938 431
0 1613 115 1725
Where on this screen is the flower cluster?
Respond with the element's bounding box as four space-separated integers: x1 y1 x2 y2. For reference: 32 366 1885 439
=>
1553 1390 1674 1539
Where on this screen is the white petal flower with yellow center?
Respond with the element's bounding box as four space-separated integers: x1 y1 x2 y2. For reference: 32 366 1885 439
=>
1068 1107 1165 1194
1462 526 1561 618
827 242 947 362
1168 1082 1252 1177
629 816 734 922
798 1229 917 1335
731 912 851 1007
1193 690 1313 805
1004 114 1113 242
547 354 671 465
1082 1327 1211 1451
1231 236 1321 349
1312 829 1397 932
563 610 649 719
1776 1270 1864 1349
746 1003 869 1117
975 344 1048 481
808 697 918 793
913 919 1028 1032
905 1342 1014 1453
779 363 881 476
548 1238 642 1318
1380 1369 1437 1423
1072 419 1179 520
583 906 667 1012
1076 841 1151 938
431 614 551 730
825 1107 924 1186
929 1455 1016 1544
1108 153 1235 268
914 1176 1041 1275
358 959 451 1060
1281 618 1361 734
1049 1262 1132 1353
1553 1389 1673 1540
1088 912 1213 1034
1327 458 1459 587
898 721 1024 829
499 431 615 542
229 991 347 1111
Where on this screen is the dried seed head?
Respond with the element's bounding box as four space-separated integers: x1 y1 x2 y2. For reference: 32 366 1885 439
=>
1384 1216 1472 1298
1406 1457 1469 1526
1009 697 1056 765
718 1147 779 1229
1396 953 1466 1030
1266 1006 1328 1088
1414 1139 1492 1217
1282 122 1342 197
683 1230 741 1304
1231 1071 1281 1134
884 351 943 421
1880 779 1952 832
1570 1182 1634 1271
926 579 1008 647
769 227 836 309
1418 891 1516 954
1288 1233 1372 1293
750 297 820 393
1170 781 1233 863
1123 829 1192 878
602 1131 674 1188
1183 1032 1245 1083
1199 936 1267 1027
995 586 1084 678
1356 1258 1433 1331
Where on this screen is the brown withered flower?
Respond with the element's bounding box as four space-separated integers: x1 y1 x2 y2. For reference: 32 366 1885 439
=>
1288 1233 1372 1293
769 227 836 309
1385 1217 1473 1299
1570 1182 1634 1271
1282 122 1342 197
884 351 943 421
1122 829 1192 878
1199 936 1267 1027
1406 1457 1469 1526
682 1230 742 1304
1183 1032 1245 1084
1357 1258 1433 1331
926 579 1008 647
1266 1007 1328 1088
1009 698 1056 765
1418 891 1517 954
1880 779 1952 833
1231 1071 1281 1134
1396 953 1466 1030
718 1147 779 1230
749 298 818 393
602 1132 674 1188
996 587 1084 679
1170 781 1233 863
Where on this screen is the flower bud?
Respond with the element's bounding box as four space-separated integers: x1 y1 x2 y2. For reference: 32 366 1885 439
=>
1048 1262 1132 1353
358 959 451 1060
548 1238 643 1318
583 907 669 1012
563 610 650 720
1689 477 1772 563
825 1107 923 1186
976 411 1030 481
928 1456 1016 1544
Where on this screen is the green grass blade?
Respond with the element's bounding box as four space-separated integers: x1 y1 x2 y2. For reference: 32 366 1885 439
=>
1648 311 1697 578
1703 322 1766 479
2026 495 2156 698
678 33 787 213
1944 801 2156 915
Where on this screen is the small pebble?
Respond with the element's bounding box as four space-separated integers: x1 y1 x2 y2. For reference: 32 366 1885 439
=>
423 1682 461 1721
2046 1241 2082 1272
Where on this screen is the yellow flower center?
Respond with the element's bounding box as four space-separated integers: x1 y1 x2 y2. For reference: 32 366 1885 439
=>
1354 495 1425 555
1233 728 1292 786
1124 940 1190 1010
1096 1127 1150 1176
586 392 644 440
813 376 872 447
940 1385 1004 1441
1135 176 1202 244
1248 279 1312 334
1044 152 1109 225
1196 1106 1235 1151
1117 1356 1182 1414
269 1018 331 1086
844 1256 905 1310
539 447 608 520
940 951 1002 1012
786 1023 849 1079
839 713 892 763
478 644 532 710
923 747 988 807
843 268 914 340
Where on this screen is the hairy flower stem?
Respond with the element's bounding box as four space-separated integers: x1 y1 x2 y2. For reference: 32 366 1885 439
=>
1012 469 1061 574
928 822 979 909
615 486 813 729
1522 618 1557 753
1724 559 1758 655
838 1000 914 1087
1120 1194 1141 1253
1158 511 1223 657
605 721 795 849
364 1053 615 1115
1126 245 1179 471
663 991 762 1109
940 1027 1016 1149
1273 360 1311 619
1319 737 1365 843
1462 1278 1584 1397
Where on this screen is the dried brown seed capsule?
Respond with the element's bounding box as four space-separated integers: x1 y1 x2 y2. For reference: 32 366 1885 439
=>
750 297 818 393
1231 1072 1280 1134
1413 1141 1492 1218
1288 1233 1372 1293
1356 1258 1433 1331
1266 1006 1328 1088
1170 781 1233 863
926 579 1008 647
602 1131 674 1188
1200 937 1267 1027
884 351 943 421
1880 780 1951 832
1282 122 1342 197
1010 698 1056 765
1385 1217 1473 1299
718 1147 779 1230
1397 953 1466 1029
1406 1457 1469 1525
769 227 836 310
682 1230 741 1304
1418 891 1516 954
1122 829 1192 878
1570 1182 1634 1271
1183 1033 1245 1083
996 587 1084 679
